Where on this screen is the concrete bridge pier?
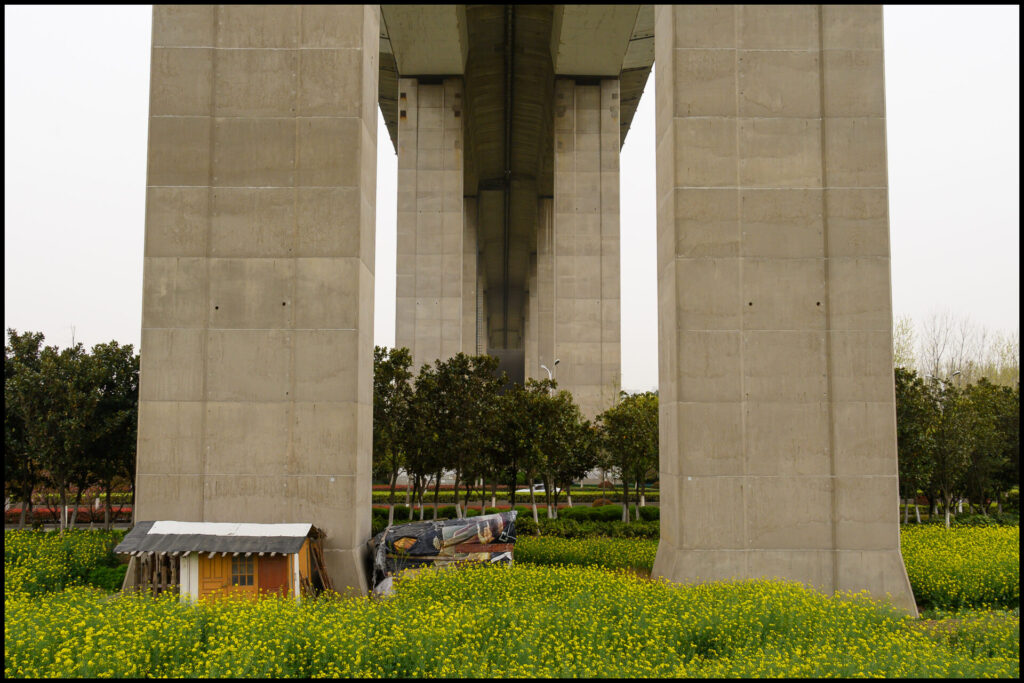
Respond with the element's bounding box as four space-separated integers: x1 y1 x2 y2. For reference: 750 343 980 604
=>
650 5 916 615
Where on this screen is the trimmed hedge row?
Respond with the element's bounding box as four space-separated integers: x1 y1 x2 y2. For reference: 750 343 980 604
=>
371 504 660 538
4 506 133 526
370 490 659 504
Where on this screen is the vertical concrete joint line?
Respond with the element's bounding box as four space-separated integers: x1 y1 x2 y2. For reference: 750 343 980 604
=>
816 3 840 593
287 6 303 484
197 5 222 521
733 5 748 563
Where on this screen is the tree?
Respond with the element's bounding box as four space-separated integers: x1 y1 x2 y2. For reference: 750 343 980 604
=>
894 367 933 523
925 377 975 528
84 341 139 529
961 379 1017 514
893 315 917 370
597 391 659 523
373 346 413 526
12 341 102 533
5 329 46 527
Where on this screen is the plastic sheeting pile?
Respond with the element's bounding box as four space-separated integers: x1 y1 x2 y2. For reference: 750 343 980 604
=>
369 511 518 596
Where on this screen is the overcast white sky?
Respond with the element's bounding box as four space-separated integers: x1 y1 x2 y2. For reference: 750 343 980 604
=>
4 6 1019 392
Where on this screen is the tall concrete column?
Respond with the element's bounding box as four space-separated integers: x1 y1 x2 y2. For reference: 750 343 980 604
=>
651 5 916 614
525 198 555 382
462 197 479 356
551 79 622 419
136 5 378 594
394 77 467 370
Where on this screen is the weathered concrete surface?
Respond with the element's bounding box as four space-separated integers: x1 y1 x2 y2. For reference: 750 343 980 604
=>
650 4 916 615
138 4 914 614
137 4 378 595
545 78 622 419
394 78 471 370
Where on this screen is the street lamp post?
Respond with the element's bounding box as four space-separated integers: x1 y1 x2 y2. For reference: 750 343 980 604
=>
540 358 560 381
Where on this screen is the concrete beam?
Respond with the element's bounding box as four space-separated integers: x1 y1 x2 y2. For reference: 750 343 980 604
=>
550 5 638 76
381 5 468 76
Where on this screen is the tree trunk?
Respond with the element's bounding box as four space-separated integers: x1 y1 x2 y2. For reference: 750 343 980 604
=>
640 479 646 509
463 478 473 516
408 476 417 521
105 486 112 530
622 477 630 523
59 485 68 535
956 498 963 514
432 475 441 520
633 480 641 521
418 477 427 521
914 501 921 524
388 470 398 527
567 486 573 508
529 477 539 525
509 468 517 508
544 478 553 520
69 487 84 530
944 491 952 529
480 478 487 515
997 494 1003 515
490 476 497 510
453 472 462 519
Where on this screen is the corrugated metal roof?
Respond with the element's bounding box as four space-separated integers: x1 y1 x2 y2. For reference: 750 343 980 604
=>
114 521 314 555
150 521 311 537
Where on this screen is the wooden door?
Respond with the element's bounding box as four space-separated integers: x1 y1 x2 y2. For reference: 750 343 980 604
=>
258 555 290 596
200 555 230 598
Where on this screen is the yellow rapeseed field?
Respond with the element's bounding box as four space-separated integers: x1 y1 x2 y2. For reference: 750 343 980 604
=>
900 525 1019 610
4 526 1019 677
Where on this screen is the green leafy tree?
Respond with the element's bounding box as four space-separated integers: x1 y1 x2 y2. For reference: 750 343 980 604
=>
597 391 659 523
925 378 975 529
373 346 413 526
961 379 1017 514
5 329 46 527
894 367 933 523
537 387 598 519
11 341 102 533
85 341 139 529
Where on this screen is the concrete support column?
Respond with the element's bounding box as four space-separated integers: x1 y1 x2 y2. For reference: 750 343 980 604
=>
551 78 622 419
462 197 479 355
395 77 466 370
651 4 916 615
137 5 378 595
525 198 556 382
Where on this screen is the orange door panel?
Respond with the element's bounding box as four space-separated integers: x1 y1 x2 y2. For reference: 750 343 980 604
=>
258 555 290 596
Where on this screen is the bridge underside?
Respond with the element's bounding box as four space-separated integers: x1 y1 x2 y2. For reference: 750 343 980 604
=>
384 5 650 417
136 5 916 614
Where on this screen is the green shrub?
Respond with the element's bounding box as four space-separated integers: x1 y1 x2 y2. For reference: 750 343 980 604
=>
4 529 125 595
86 565 129 592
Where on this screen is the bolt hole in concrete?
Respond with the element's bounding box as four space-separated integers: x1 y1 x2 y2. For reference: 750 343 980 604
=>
748 302 753 306
214 306 219 310
816 302 821 306
282 302 287 306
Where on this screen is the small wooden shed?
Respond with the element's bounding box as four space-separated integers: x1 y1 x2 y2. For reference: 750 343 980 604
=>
115 521 332 602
